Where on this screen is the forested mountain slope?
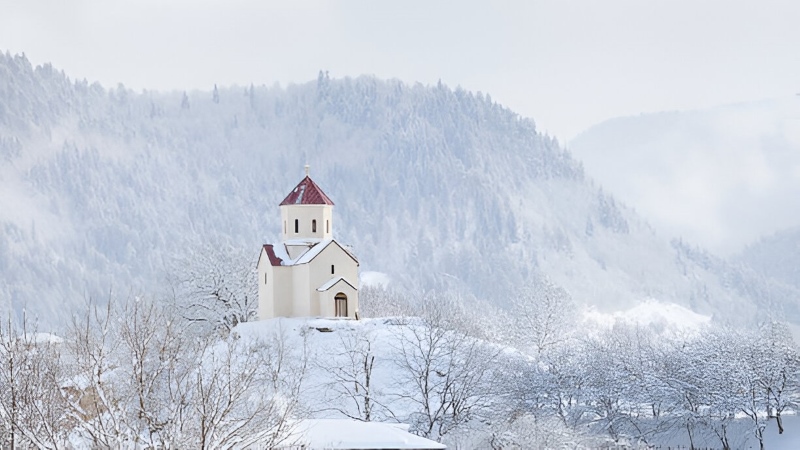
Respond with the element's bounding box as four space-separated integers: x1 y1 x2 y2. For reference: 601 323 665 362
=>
0 53 796 328
737 226 800 290
569 97 800 253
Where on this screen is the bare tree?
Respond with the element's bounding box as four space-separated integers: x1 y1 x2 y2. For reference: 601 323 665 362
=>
754 320 799 435
115 296 195 448
185 326 307 449
64 295 306 448
359 285 415 318
0 313 70 449
538 342 590 430
64 299 129 448
168 242 258 335
511 277 576 358
317 327 390 421
392 299 499 441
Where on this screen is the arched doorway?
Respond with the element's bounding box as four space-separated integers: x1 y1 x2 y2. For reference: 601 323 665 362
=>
334 293 348 317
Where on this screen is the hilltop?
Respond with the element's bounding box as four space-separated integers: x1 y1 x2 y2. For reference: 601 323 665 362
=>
0 53 797 327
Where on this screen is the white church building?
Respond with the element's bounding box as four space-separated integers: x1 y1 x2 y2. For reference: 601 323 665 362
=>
257 169 359 320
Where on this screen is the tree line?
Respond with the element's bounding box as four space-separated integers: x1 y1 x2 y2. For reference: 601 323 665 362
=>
0 266 797 449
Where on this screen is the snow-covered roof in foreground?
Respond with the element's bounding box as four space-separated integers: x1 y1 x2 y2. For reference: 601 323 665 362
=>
289 419 446 449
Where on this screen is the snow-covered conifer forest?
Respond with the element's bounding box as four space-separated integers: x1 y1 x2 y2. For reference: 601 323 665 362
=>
1 52 800 448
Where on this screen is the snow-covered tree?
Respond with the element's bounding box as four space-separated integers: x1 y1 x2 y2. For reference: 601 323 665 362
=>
168 242 259 335
184 329 306 449
64 295 305 448
0 314 69 449
316 327 388 421
65 299 130 447
511 277 576 358
391 298 499 441
754 320 800 434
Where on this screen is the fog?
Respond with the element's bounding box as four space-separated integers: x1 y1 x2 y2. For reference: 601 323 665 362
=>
2 0 799 250
2 0 798 139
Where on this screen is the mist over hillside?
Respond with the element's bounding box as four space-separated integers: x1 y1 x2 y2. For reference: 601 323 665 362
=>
738 226 800 291
569 97 800 254
1 52 796 328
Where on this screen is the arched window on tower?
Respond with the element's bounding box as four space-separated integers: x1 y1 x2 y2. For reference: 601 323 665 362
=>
294 219 299 233
312 220 317 233
326 220 330 234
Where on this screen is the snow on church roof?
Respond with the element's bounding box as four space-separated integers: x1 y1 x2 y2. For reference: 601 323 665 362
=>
262 240 358 267
294 239 334 265
317 276 358 292
279 176 334 206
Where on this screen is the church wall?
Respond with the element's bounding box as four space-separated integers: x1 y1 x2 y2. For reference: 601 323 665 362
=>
307 244 360 319
257 254 274 320
318 282 358 318
258 251 297 319
280 204 333 242
292 263 312 316
272 266 293 317
310 290 322 316
259 175 360 321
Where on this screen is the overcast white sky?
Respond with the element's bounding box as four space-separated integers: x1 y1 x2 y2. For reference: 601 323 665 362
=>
2 0 798 139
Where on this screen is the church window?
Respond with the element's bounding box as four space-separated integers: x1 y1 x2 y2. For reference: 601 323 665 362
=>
335 293 348 317
264 273 267 284
331 265 335 274
294 219 299 233
312 220 317 233
326 220 329 233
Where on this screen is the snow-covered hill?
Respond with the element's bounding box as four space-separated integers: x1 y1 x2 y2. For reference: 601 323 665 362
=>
240 315 800 450
0 53 797 328
0 289 796 448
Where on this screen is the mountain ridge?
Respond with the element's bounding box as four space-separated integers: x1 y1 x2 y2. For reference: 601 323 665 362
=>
569 96 800 253
0 53 795 328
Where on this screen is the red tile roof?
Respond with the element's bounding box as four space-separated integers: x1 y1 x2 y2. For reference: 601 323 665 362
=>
279 176 334 206
262 244 284 266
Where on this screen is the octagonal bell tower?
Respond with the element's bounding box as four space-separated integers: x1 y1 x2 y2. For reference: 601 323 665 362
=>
279 166 334 258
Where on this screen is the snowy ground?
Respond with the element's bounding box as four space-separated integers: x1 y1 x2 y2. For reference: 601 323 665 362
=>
235 315 799 449
582 298 711 335
647 414 800 449
236 316 426 421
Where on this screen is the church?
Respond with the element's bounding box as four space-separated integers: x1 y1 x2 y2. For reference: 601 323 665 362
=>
257 168 359 320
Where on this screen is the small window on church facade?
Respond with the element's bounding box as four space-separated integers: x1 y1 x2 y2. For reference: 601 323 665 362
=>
264 273 267 284
331 265 335 274
312 220 317 233
326 220 329 233
294 219 299 233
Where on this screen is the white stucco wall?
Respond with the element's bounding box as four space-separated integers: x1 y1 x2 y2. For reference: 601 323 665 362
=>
271 266 293 317
292 263 312 317
318 282 358 318
307 243 359 319
258 250 296 320
281 204 333 242
257 253 273 320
